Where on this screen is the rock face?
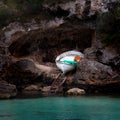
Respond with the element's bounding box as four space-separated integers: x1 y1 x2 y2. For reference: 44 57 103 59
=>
109 56 120 74
9 24 94 62
96 47 119 64
74 58 118 83
44 0 119 19
23 84 42 96
0 33 11 82
5 59 58 86
0 81 17 98
0 0 119 98
24 85 41 91
5 59 42 86
67 88 85 95
42 86 51 93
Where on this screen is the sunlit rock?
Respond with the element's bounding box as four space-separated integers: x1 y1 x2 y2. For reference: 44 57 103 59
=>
67 88 85 95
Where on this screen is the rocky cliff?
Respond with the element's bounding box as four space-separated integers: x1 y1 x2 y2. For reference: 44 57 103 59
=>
0 0 120 98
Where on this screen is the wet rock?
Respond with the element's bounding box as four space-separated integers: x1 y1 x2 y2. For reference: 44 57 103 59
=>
0 80 17 99
67 88 85 95
23 84 42 95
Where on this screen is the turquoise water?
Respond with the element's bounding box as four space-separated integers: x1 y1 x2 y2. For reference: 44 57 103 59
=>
0 96 120 120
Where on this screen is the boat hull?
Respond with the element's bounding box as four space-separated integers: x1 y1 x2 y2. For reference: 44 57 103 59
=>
55 50 84 74
56 50 84 62
56 62 75 74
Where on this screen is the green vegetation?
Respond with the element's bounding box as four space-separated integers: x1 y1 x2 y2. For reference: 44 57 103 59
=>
97 4 120 46
102 31 120 45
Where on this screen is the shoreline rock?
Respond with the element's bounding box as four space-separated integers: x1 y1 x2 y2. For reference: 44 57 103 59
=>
67 88 85 95
0 81 17 99
0 0 119 99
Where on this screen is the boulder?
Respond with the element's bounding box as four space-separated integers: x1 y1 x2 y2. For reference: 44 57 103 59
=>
5 59 42 86
74 59 118 83
67 88 85 95
23 84 42 96
24 85 41 91
0 80 17 99
96 47 119 64
6 58 59 85
42 86 51 93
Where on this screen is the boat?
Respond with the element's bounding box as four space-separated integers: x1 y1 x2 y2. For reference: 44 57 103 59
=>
55 50 84 74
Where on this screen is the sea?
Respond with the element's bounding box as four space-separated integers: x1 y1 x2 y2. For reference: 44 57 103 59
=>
0 95 120 120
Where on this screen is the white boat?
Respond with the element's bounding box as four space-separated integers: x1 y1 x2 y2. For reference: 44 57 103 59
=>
55 50 84 74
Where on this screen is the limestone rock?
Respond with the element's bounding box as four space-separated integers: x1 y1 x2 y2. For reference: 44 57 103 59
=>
74 59 118 82
97 47 119 64
0 40 11 78
42 86 51 93
44 0 119 19
24 85 41 91
6 59 43 85
9 24 93 60
109 56 120 73
67 88 85 95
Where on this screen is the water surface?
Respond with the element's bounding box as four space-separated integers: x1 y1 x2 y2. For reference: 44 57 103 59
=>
0 95 120 120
